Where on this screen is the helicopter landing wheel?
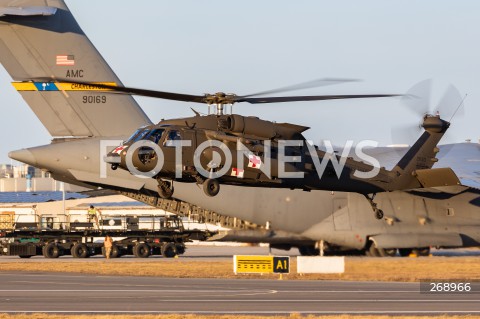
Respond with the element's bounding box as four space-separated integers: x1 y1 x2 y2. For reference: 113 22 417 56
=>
203 178 220 197
194 175 205 185
157 180 174 199
375 209 384 220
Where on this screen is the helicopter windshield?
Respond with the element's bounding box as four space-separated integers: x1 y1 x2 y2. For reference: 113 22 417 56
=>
125 129 142 142
126 128 150 143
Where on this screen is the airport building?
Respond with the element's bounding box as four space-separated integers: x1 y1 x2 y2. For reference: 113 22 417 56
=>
0 163 87 192
0 192 225 234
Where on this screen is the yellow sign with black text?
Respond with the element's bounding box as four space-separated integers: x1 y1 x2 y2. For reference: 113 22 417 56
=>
234 255 290 274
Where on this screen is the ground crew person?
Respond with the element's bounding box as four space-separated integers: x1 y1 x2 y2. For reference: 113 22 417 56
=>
87 205 101 229
104 234 113 259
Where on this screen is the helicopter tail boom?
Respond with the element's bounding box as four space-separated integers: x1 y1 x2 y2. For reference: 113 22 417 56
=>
387 115 460 190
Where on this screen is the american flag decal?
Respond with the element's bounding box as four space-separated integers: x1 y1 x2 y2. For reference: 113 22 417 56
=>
56 55 75 66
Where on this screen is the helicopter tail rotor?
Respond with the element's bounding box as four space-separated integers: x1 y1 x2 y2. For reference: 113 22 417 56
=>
392 80 465 158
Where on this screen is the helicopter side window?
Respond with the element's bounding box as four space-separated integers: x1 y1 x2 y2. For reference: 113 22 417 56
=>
145 129 165 144
164 130 182 147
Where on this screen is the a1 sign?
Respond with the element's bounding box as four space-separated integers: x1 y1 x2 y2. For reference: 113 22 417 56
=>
273 256 290 274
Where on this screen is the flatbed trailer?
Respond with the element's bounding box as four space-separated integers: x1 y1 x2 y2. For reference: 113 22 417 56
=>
0 214 211 258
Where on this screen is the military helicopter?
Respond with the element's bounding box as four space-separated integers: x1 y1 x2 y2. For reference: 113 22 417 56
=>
40 78 459 220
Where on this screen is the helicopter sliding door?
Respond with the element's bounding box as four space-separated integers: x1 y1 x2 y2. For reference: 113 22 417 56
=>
161 129 196 177
181 130 196 169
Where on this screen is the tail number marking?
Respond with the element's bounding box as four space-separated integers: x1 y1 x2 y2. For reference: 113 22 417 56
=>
83 96 107 104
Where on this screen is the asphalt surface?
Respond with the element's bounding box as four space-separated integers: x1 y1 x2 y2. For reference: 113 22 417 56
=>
1 246 479 314
0 272 479 315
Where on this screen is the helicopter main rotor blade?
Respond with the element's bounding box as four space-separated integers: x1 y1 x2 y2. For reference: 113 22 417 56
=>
32 78 401 105
240 78 360 98
236 94 401 104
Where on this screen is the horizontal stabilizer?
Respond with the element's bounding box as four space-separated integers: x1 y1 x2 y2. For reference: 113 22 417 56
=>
0 6 57 16
414 167 460 188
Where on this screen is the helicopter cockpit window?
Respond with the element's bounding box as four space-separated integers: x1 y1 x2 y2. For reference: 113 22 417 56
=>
145 129 165 144
125 129 141 142
164 130 182 147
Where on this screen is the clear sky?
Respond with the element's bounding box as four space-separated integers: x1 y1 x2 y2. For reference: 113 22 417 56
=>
1 0 479 164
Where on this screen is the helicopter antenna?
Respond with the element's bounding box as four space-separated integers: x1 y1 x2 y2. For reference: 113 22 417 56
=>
449 93 467 122
190 107 201 116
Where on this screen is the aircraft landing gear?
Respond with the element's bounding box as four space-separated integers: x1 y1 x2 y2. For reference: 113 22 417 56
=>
366 245 397 257
365 193 384 219
203 178 220 197
157 179 174 199
398 247 430 257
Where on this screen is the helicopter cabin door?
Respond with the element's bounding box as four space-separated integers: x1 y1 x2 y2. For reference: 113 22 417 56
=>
182 130 196 168
161 129 195 176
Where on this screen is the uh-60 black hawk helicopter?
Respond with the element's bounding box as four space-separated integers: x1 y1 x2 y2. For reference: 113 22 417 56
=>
50 78 460 220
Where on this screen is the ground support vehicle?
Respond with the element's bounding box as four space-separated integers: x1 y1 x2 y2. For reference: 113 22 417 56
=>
0 214 209 258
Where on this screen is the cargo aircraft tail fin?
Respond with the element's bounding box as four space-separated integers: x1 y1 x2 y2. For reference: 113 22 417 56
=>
0 0 152 138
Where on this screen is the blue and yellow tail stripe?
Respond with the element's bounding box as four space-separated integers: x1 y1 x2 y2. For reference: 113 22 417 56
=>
12 82 117 91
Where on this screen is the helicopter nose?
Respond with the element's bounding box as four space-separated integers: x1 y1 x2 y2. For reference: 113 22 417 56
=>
8 148 37 166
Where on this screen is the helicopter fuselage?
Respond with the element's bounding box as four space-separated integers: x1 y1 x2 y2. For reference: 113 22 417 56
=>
105 113 399 198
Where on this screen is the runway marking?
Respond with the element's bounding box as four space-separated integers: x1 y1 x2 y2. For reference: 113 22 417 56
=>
0 287 423 294
0 285 442 294
0 289 278 294
275 290 420 293
0 296 478 302
3 311 480 314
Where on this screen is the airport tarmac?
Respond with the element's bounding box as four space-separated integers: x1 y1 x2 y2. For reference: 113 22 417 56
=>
0 245 479 262
0 271 479 315
1 245 479 314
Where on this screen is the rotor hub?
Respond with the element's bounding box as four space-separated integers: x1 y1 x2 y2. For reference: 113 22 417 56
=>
422 114 450 133
204 92 237 115
203 92 237 105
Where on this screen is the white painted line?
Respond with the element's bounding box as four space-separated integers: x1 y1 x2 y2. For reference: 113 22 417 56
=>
0 297 478 302
2 311 480 314
0 289 278 294
276 290 420 293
